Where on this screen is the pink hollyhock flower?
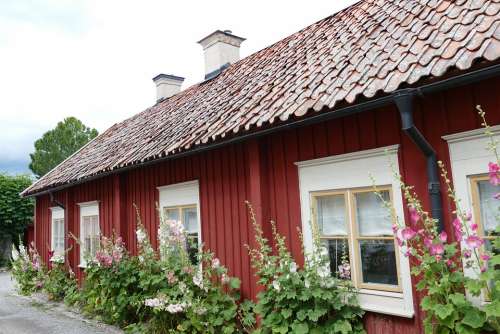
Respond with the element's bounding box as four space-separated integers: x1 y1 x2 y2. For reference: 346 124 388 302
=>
182 266 194 275
404 249 411 257
452 218 463 241
401 228 417 241
463 249 472 258
429 243 444 256
409 206 420 226
481 254 491 261
465 211 472 221
481 266 487 273
424 237 433 248
488 162 500 185
435 255 442 261
446 259 453 267
392 224 398 234
439 231 448 243
166 271 178 284
470 223 478 232
465 235 484 249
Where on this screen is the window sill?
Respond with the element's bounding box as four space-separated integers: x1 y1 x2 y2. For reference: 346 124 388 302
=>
358 289 414 318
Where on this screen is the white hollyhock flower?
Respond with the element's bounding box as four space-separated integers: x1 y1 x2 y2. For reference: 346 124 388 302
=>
272 280 281 292
289 262 297 273
136 229 146 243
11 246 19 261
211 258 221 269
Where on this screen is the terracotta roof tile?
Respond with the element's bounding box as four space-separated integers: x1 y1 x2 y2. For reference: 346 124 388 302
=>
22 0 500 196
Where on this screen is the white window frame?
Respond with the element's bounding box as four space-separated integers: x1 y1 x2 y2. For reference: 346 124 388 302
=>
50 207 65 260
157 180 202 251
443 125 500 305
78 201 100 268
296 145 414 318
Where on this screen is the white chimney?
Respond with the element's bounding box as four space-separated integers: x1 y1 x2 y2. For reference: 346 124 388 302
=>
198 30 245 79
152 74 185 102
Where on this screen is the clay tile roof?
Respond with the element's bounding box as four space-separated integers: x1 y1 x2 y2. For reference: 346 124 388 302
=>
22 0 500 196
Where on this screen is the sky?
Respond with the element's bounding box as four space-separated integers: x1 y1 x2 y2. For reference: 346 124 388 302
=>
0 0 358 175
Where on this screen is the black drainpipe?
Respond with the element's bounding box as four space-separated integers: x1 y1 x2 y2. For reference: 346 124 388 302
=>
392 88 444 232
49 192 65 210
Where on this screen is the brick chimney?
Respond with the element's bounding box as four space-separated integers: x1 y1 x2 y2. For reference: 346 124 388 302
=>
198 30 245 80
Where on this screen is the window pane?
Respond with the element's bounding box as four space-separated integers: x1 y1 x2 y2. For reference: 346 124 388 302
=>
182 207 198 234
355 191 392 236
477 180 499 236
359 239 398 286
164 208 180 222
323 239 349 279
187 234 199 264
316 195 347 236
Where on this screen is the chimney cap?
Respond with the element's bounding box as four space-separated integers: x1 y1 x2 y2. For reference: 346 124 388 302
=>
197 30 246 48
152 73 185 82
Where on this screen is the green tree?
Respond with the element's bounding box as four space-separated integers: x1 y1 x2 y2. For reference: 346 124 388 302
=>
0 174 34 250
29 117 98 177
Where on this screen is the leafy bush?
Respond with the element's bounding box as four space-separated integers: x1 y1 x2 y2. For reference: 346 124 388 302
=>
73 235 146 326
10 240 45 295
66 209 247 333
377 106 500 334
43 259 78 301
131 213 244 333
0 174 33 244
246 203 365 334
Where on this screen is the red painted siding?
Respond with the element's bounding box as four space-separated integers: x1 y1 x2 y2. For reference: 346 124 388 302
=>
32 76 500 333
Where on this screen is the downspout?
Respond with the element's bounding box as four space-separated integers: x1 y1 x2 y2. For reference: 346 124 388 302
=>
393 88 444 232
49 192 65 210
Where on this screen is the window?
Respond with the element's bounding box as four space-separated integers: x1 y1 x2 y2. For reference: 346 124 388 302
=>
158 180 201 263
313 187 400 291
78 202 100 266
50 207 65 259
164 205 199 262
470 175 500 245
297 145 414 317
444 125 500 305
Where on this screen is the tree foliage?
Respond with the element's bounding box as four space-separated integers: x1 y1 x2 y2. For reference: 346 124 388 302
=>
0 174 34 241
29 117 98 177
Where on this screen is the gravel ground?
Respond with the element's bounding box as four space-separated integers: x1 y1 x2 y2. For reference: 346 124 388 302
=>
0 271 122 334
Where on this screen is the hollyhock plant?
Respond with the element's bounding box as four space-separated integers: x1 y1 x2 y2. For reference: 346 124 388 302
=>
372 106 500 334
246 202 365 333
10 239 46 295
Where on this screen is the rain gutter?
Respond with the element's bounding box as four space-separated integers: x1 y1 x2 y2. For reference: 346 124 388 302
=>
27 63 500 199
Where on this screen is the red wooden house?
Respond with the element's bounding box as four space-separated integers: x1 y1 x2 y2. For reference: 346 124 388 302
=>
22 0 500 332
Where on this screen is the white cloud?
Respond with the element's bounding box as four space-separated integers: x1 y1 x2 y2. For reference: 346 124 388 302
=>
0 0 358 173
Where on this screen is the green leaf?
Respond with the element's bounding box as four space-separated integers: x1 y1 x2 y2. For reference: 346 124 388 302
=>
448 293 467 308
421 296 433 311
291 322 308 334
229 278 240 289
484 299 500 318
433 304 454 320
333 320 352 334
461 309 486 329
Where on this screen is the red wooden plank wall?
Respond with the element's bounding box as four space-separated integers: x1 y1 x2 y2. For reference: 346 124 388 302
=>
32 76 500 333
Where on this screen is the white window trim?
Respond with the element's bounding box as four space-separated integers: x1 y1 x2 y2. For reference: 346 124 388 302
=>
157 180 202 247
443 125 500 305
296 144 414 318
50 207 65 260
78 201 100 268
